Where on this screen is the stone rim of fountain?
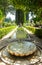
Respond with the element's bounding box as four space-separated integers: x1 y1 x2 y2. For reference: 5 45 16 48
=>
6 41 37 56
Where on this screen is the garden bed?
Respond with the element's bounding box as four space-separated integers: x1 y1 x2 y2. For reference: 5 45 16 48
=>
24 26 42 38
0 26 16 39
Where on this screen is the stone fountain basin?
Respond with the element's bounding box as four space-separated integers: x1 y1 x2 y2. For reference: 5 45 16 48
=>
7 41 37 56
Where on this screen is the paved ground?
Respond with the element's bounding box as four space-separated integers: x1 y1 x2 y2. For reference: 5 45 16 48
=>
0 27 42 65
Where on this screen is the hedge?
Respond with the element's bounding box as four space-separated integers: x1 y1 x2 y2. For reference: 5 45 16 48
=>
24 26 42 38
0 26 16 39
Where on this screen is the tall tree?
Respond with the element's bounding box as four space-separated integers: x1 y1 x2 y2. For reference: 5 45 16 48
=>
0 0 10 14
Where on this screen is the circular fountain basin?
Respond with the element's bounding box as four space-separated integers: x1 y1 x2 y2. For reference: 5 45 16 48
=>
0 41 42 65
7 41 36 56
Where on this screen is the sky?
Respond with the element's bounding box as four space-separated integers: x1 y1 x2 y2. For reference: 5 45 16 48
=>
6 12 15 21
29 12 32 20
29 12 36 20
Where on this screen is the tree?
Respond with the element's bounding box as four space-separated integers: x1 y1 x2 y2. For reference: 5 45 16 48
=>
10 0 42 11
0 0 10 14
0 10 4 27
16 9 24 25
0 0 42 25
9 0 42 24
0 0 42 14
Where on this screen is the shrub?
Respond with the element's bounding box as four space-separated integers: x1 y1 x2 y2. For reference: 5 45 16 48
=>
24 26 42 38
35 28 42 38
24 26 35 33
0 26 16 39
2 22 12 27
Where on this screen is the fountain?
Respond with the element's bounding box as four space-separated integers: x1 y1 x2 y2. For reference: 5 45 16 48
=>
0 27 42 65
7 41 36 56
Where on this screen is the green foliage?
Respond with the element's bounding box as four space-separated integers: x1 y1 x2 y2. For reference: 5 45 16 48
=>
35 28 42 38
2 22 13 27
0 26 16 38
34 21 42 27
0 0 42 15
24 26 35 33
0 0 10 14
10 0 42 12
16 9 24 25
0 10 4 27
36 8 42 20
24 26 42 38
0 10 3 20
33 8 42 22
0 0 42 26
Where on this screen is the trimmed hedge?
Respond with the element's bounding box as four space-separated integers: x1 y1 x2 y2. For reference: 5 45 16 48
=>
0 26 16 39
24 26 35 33
24 26 42 38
